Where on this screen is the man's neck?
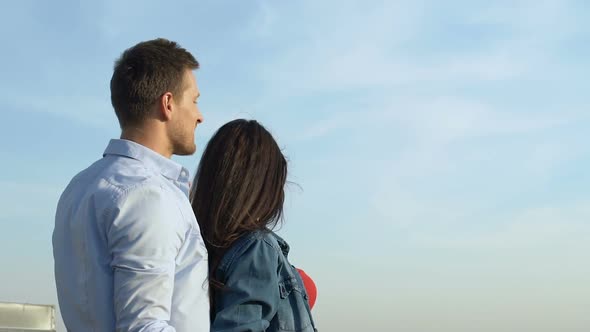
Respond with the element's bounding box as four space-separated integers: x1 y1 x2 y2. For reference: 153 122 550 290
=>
121 126 172 158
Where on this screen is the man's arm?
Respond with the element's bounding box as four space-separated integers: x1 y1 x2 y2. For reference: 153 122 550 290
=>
107 185 184 332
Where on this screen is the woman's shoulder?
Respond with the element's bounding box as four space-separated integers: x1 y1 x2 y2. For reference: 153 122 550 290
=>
218 230 283 272
240 229 286 251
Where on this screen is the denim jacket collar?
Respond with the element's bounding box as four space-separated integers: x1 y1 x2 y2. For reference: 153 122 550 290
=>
269 231 290 257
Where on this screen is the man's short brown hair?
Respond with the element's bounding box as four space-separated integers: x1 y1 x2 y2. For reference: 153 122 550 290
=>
110 38 199 128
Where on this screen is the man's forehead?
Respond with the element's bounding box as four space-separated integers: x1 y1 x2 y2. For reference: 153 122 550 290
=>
184 69 197 83
182 70 198 91
192 72 200 97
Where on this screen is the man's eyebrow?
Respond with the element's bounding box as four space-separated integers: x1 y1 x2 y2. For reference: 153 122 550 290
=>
196 92 201 99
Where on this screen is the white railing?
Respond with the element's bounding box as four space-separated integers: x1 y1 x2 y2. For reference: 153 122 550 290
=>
0 302 56 332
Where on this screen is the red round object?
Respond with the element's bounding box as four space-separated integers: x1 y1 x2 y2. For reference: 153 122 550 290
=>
296 268 317 310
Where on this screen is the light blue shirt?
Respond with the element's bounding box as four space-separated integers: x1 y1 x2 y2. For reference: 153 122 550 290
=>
53 139 210 332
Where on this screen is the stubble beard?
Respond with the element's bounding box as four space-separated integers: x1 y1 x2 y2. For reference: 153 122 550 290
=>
171 126 197 156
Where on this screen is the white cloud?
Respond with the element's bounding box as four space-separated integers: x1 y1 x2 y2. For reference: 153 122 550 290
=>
404 200 590 250
295 94 575 144
14 94 116 130
251 0 584 98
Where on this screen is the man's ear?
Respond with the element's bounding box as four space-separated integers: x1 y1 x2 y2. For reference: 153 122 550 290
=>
158 92 174 121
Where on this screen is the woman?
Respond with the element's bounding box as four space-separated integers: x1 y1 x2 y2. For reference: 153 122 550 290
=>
191 119 317 332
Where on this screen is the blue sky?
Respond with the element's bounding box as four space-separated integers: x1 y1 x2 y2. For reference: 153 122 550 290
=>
1 1 589 331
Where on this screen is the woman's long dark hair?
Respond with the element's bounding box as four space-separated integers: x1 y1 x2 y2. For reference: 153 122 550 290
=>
190 119 287 310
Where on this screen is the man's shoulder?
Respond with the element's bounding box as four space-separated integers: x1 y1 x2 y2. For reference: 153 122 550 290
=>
64 155 160 201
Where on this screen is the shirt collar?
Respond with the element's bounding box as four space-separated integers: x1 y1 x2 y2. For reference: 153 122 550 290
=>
103 139 191 183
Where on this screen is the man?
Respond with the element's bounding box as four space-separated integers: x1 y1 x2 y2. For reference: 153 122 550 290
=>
53 38 209 331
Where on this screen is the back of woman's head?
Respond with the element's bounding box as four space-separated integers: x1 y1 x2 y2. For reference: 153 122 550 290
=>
191 119 287 256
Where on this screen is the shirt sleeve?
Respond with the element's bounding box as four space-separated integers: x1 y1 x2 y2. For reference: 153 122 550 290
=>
212 238 280 332
107 184 185 332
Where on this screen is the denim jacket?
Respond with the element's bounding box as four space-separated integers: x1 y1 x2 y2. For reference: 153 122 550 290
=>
211 230 317 332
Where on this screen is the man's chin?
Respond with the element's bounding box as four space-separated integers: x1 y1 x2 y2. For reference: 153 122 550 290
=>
174 143 197 156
